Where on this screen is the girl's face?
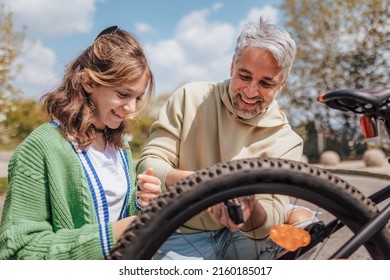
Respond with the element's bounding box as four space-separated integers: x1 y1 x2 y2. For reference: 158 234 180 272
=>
84 72 149 129
229 46 285 119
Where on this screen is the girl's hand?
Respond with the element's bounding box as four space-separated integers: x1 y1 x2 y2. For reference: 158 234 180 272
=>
113 216 137 242
136 168 161 208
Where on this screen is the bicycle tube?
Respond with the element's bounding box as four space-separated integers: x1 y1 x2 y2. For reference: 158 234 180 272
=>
109 158 390 260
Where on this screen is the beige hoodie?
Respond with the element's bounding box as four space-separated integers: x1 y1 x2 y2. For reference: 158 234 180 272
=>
137 79 303 238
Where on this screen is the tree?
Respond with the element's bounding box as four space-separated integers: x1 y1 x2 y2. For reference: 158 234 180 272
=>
279 0 389 159
5 98 49 143
0 5 24 145
127 92 172 158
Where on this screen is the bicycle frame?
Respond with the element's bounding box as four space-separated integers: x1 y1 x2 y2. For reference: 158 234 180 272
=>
332 203 390 259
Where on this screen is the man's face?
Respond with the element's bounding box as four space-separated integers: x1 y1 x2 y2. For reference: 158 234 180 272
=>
229 46 285 119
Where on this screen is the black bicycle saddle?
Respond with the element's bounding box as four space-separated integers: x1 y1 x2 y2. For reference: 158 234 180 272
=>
318 88 390 114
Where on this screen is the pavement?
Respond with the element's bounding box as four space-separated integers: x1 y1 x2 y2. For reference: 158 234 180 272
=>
0 151 12 178
315 159 390 177
0 151 11 219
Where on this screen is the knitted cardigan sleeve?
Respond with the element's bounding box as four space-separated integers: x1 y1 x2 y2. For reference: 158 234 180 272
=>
124 142 142 216
0 124 138 259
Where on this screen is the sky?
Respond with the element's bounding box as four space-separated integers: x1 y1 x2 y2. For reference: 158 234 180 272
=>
1 0 283 99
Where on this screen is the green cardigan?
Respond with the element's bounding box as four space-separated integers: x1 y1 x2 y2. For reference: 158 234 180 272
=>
0 123 140 259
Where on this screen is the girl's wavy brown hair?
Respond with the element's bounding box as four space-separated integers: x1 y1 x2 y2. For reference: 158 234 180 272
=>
41 27 155 149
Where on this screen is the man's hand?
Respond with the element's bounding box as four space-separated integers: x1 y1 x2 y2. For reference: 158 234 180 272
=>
165 169 195 187
208 195 265 232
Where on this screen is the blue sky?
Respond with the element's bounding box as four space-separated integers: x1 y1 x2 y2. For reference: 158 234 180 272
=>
1 0 283 99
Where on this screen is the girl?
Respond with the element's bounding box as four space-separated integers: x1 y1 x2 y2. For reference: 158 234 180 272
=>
0 26 160 259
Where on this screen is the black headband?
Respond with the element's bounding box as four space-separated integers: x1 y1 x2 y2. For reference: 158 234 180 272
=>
95 25 120 41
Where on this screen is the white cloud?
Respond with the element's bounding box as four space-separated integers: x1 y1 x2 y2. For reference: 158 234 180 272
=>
146 40 187 67
176 9 235 55
14 40 58 99
144 40 188 93
240 6 279 28
144 6 236 93
3 0 97 36
212 2 224 11
136 22 153 33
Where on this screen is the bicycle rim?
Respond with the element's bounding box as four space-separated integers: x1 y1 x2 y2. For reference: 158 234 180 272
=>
109 158 390 260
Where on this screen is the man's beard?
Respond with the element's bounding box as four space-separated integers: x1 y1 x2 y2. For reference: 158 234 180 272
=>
230 90 280 120
232 100 263 119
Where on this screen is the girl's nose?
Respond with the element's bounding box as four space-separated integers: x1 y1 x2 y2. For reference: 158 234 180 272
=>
123 99 137 114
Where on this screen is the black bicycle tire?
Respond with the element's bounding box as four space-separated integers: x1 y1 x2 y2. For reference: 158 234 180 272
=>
109 158 390 260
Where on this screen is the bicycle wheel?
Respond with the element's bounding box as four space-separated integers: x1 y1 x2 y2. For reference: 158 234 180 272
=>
109 158 390 260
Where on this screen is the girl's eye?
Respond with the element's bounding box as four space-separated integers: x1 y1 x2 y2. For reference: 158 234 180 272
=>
136 93 145 103
117 92 127 98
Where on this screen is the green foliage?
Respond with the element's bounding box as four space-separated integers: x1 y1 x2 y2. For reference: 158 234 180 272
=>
0 5 25 145
0 177 7 196
279 0 389 156
5 98 48 142
280 0 389 125
128 116 155 159
128 92 171 158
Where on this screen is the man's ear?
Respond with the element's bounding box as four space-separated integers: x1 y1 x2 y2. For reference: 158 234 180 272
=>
230 57 234 77
279 79 287 91
81 74 94 94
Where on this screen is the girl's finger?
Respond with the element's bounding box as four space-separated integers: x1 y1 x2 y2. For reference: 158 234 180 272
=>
143 168 154 176
140 182 161 194
137 174 161 185
137 191 159 200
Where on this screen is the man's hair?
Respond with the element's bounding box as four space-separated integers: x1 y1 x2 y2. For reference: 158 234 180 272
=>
233 17 296 81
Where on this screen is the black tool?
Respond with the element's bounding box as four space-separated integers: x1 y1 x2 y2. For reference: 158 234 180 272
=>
224 200 244 224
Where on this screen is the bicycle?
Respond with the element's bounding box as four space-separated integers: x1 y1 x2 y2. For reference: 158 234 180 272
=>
109 88 390 260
